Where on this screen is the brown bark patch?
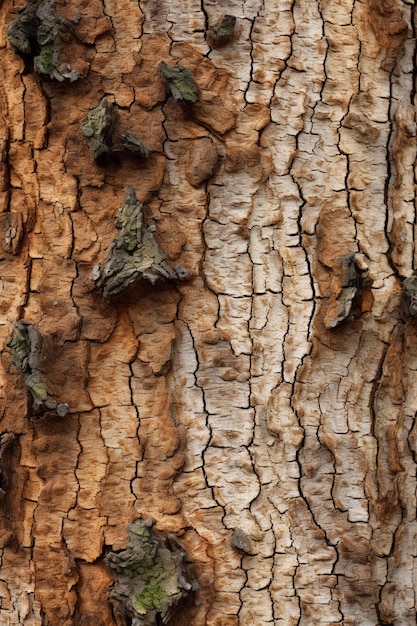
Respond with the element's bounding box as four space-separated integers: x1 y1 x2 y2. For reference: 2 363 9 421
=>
364 0 408 68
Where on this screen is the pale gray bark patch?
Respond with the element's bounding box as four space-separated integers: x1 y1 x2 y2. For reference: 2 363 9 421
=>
0 0 416 623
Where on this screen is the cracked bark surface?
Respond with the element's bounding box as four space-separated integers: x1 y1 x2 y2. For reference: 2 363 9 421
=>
0 0 416 624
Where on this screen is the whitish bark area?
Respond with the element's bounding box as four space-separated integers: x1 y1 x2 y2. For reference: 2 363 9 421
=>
0 0 416 624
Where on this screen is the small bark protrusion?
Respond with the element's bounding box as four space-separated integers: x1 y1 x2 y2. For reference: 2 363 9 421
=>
207 15 236 48
81 98 150 162
105 519 197 626
7 321 69 416
403 273 417 316
324 253 364 329
93 187 184 298
158 62 199 103
7 0 80 81
231 528 252 555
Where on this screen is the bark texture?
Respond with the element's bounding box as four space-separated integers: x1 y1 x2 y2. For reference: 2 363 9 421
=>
0 0 416 624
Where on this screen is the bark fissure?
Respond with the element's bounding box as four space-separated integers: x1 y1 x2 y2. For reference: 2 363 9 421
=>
0 0 416 624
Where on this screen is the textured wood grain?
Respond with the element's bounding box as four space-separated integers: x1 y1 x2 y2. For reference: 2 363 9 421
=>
0 0 416 624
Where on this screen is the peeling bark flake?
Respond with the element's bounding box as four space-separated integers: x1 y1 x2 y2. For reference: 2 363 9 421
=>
0 0 416 624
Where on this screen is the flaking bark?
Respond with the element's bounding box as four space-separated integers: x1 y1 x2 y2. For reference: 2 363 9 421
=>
93 186 180 297
0 0 416 625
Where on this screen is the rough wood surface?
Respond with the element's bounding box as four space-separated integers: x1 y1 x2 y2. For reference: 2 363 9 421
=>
0 0 416 624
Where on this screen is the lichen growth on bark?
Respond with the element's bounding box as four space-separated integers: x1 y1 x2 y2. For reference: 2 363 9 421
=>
207 15 236 47
115 130 150 160
33 42 58 76
158 61 199 103
7 0 79 81
7 2 39 55
7 321 69 416
106 519 197 626
93 187 182 297
80 97 115 162
81 98 150 162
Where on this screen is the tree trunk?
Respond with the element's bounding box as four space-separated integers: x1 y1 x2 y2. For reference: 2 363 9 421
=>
0 0 416 624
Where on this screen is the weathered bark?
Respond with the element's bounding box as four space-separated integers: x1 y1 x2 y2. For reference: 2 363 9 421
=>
0 0 416 624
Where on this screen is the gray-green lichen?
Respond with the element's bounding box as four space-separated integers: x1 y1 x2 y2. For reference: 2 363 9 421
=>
7 321 69 417
0 211 24 255
158 61 199 103
207 15 236 47
80 97 115 162
80 98 150 163
106 519 197 626
116 131 150 160
33 42 58 75
7 0 79 81
403 274 417 316
93 187 184 297
7 2 38 55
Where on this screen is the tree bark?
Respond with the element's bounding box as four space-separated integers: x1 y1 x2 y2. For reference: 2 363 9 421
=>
0 0 416 624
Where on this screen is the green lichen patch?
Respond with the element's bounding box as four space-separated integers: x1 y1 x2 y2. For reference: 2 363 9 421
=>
35 0 64 45
158 61 199 103
208 15 236 47
93 187 183 297
106 519 197 626
8 323 31 371
134 583 166 615
80 98 112 138
7 0 79 81
34 43 58 76
7 3 39 55
25 371 48 402
80 97 115 162
7 321 69 417
81 100 150 163
116 131 150 160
